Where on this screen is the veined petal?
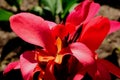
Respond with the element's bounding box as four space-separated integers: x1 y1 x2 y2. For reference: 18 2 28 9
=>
98 59 120 78
4 61 20 74
108 21 120 34
20 51 37 80
79 16 110 51
66 0 100 27
10 13 56 55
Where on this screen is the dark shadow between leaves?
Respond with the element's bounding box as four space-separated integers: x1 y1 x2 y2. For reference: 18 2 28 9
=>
1 37 35 61
0 21 12 32
1 69 23 80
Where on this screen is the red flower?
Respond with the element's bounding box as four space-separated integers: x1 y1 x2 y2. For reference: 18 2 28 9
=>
4 0 120 80
94 58 120 80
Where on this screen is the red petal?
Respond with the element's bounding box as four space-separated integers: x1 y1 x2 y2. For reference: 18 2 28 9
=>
65 23 76 36
73 74 84 80
10 13 56 55
20 51 37 80
52 23 76 39
45 21 57 30
44 60 56 80
69 42 96 75
51 24 67 39
108 20 120 34
31 65 44 80
66 0 100 27
79 16 110 51
83 1 100 23
98 59 120 78
95 60 111 80
69 42 94 65
68 56 85 80
69 42 97 79
4 61 20 74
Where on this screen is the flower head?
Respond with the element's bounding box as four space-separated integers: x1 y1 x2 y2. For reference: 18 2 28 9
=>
4 0 120 80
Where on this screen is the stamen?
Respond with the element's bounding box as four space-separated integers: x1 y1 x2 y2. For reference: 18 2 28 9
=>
62 34 70 47
69 25 82 43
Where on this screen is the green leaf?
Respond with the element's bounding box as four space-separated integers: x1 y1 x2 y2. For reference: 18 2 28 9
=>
0 9 13 21
69 3 78 12
17 0 22 6
41 0 56 15
61 0 78 19
56 0 63 14
40 0 63 15
31 6 43 15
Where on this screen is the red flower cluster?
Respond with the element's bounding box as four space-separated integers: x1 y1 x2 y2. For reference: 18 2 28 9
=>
4 0 120 80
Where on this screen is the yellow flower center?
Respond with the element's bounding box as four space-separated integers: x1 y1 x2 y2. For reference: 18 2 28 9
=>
35 37 64 64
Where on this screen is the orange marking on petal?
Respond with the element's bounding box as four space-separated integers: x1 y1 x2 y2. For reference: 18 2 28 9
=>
56 37 62 53
37 55 55 62
34 50 55 62
54 54 64 64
